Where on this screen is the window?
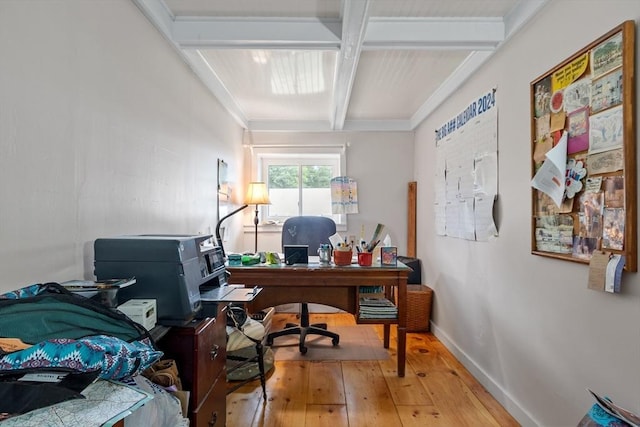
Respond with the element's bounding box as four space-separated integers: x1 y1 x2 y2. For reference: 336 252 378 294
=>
254 147 345 226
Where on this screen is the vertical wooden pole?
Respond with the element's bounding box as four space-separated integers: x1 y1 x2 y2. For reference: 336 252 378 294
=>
407 181 417 257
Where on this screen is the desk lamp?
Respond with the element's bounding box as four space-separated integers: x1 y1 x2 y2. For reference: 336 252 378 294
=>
245 182 271 253
215 204 248 258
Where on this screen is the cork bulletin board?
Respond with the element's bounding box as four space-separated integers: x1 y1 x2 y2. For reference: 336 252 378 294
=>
530 21 636 271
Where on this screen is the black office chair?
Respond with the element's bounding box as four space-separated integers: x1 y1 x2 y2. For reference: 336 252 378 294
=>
266 216 340 354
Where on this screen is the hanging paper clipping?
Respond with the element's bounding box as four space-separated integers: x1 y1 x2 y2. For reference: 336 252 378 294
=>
331 176 358 214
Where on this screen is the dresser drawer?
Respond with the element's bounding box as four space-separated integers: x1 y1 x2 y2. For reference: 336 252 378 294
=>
158 305 227 418
192 315 226 402
192 376 227 427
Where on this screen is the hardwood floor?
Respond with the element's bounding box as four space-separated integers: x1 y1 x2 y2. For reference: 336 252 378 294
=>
226 312 520 426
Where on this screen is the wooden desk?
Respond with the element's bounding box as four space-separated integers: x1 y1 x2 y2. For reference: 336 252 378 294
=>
227 261 410 377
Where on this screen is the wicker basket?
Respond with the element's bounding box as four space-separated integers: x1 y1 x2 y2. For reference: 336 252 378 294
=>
406 284 433 332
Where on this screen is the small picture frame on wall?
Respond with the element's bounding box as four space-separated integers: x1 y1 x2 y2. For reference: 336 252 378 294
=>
380 246 397 266
218 158 229 198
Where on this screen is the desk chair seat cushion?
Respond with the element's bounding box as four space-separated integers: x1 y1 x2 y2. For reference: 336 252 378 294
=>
226 318 265 352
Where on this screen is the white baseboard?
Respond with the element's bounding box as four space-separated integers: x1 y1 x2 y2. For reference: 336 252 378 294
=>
430 321 538 427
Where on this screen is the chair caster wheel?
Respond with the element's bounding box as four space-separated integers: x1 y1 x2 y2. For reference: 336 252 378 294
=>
300 346 308 354
332 337 339 346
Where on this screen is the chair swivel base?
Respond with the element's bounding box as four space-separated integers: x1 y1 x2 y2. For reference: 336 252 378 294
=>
266 323 339 355
267 303 340 354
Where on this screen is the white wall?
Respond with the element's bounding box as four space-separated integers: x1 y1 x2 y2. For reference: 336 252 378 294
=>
238 131 415 255
414 2 640 426
4 1 637 424
0 0 244 289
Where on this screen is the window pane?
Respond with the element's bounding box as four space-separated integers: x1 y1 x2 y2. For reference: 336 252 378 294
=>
270 188 300 217
259 153 345 225
302 165 332 188
267 165 299 217
302 187 332 216
268 165 299 189
301 165 332 216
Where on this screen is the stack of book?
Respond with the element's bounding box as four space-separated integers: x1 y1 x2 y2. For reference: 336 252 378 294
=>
359 297 397 319
359 285 383 294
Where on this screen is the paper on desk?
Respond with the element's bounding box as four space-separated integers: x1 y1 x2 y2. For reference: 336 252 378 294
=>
531 132 567 208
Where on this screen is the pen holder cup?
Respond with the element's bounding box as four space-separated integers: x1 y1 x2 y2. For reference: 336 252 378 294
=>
333 250 353 266
357 252 373 266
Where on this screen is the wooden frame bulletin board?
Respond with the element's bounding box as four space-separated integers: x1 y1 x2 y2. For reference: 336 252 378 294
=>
530 21 637 271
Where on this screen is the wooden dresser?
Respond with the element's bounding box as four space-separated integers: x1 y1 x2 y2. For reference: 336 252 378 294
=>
157 304 227 427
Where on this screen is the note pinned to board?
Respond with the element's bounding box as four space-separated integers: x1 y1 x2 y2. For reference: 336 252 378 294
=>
588 251 625 293
605 254 625 293
588 251 609 291
531 132 568 208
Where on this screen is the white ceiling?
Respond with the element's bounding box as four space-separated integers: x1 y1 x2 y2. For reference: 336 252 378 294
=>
133 0 548 132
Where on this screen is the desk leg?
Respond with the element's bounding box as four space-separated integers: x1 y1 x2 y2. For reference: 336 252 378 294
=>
397 275 407 377
383 324 390 348
397 327 406 377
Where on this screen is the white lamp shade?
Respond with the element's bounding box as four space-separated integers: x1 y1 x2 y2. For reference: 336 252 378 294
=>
244 182 271 205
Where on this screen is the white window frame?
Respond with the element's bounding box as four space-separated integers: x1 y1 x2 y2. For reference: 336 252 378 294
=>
251 145 347 227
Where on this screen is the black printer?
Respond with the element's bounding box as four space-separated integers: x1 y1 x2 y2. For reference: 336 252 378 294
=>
94 234 227 326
